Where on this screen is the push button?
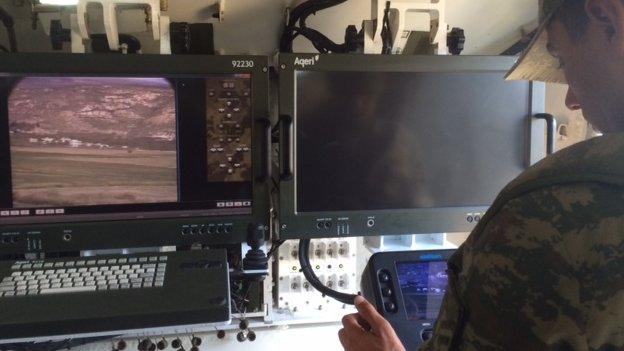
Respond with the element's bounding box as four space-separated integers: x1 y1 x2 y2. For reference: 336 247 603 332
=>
378 271 391 283
381 287 392 297
384 302 397 313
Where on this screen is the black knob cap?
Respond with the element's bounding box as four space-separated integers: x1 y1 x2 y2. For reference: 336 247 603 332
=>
191 337 202 347
236 332 247 342
217 330 226 339
117 340 127 351
239 319 249 330
148 344 156 351
138 339 153 351
156 339 168 350
190 347 199 351
171 338 182 349
248 331 256 342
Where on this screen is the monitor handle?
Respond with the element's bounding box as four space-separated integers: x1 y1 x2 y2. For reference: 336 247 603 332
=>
279 114 294 180
533 113 557 155
256 118 271 182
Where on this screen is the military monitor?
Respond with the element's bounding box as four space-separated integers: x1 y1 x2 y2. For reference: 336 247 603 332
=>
277 54 548 239
0 53 270 256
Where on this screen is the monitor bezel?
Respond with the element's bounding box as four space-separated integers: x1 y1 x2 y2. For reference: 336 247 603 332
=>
0 53 270 254
277 53 546 239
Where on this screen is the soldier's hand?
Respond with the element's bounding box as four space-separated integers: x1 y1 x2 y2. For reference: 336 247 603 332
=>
339 296 406 351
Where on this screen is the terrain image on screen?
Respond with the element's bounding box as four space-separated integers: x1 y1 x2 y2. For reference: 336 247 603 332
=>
8 77 178 208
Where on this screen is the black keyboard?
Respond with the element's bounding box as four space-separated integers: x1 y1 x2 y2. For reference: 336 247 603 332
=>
0 249 230 344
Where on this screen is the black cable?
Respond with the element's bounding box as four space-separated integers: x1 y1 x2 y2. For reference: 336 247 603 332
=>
380 1 393 54
0 6 18 52
298 239 358 305
280 0 350 53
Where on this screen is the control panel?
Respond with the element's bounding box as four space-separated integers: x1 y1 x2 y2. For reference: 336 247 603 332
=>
206 76 252 182
361 250 455 350
0 218 251 255
279 210 487 239
275 238 357 320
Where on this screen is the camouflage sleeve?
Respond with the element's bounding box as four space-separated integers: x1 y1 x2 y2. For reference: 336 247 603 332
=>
420 182 624 351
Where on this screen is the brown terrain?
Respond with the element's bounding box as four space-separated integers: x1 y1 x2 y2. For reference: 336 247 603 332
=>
8 77 178 207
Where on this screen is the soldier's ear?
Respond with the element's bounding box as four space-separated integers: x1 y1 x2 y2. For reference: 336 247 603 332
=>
585 0 624 48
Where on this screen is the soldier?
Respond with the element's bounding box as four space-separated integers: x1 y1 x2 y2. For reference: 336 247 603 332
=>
339 0 624 350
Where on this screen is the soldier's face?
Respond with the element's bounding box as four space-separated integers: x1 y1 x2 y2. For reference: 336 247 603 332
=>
547 16 624 133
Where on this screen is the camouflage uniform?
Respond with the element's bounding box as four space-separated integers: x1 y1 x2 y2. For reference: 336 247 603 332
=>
421 134 624 351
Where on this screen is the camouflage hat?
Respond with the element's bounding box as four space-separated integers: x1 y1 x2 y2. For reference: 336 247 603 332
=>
505 0 567 83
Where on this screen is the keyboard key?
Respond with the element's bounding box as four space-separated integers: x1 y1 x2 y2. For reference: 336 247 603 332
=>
67 269 77 273
139 257 148 263
107 259 117 264
76 261 86 266
109 284 119 290
159 256 168 261
97 260 106 265
149 257 158 262
118 258 128 264
33 263 43 269
65 261 75 267
22 264 33 269
40 286 97 295
53 262 63 268
121 284 131 289
128 258 138 263
43 263 54 268
87 260 96 265
16 291 27 296
51 283 61 289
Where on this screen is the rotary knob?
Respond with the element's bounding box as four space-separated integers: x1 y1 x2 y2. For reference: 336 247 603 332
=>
171 338 182 349
156 339 168 350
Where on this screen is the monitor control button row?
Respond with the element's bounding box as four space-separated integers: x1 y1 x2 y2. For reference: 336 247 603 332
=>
181 224 234 236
